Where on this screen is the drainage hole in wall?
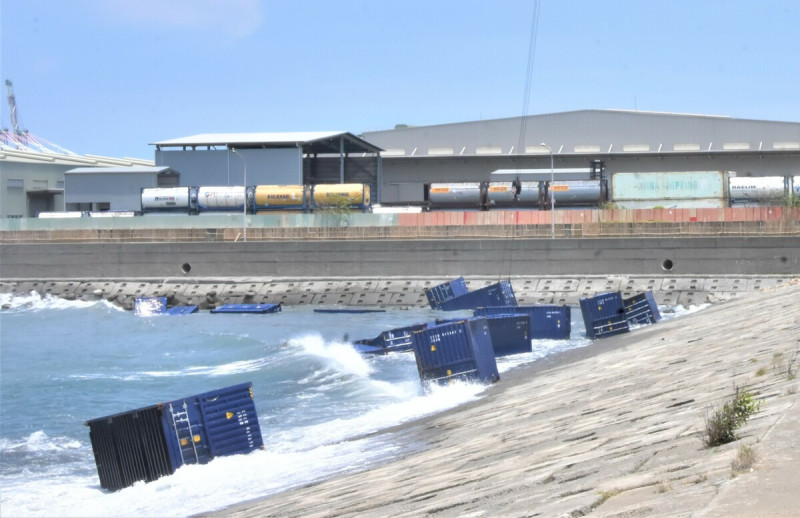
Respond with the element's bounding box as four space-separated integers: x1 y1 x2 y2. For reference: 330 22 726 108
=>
181 263 192 274
662 259 674 271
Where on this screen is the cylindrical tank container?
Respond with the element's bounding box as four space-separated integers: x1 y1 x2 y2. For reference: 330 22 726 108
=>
611 171 726 201
546 180 606 207
425 182 484 210
310 184 371 212
729 176 787 204
196 186 248 211
485 182 518 208
141 187 193 212
253 185 308 211
515 181 543 209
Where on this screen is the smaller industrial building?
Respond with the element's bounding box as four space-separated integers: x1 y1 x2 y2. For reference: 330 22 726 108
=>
64 166 179 212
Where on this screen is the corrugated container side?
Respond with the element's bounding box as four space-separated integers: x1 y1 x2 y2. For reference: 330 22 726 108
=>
484 314 531 356
474 305 571 340
162 382 263 469
425 277 469 309
611 171 725 201
86 405 174 492
411 318 498 385
438 281 517 311
579 292 625 339
623 291 661 325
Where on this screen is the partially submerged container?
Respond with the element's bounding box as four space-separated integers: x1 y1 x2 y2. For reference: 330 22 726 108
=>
436 281 518 311
425 277 469 309
580 292 628 339
623 291 661 325
85 382 263 492
210 303 281 314
353 322 430 354
411 318 499 385
483 314 531 356
475 305 571 340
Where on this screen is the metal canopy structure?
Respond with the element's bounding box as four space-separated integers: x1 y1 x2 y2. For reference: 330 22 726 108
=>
151 131 382 155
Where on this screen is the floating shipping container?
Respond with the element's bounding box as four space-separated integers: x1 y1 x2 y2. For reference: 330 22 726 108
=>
623 291 661 325
436 281 517 311
425 277 470 309
85 382 263 492
352 322 430 354
579 292 627 339
588 315 630 339
411 318 499 385
483 314 531 356
611 171 726 201
210 303 281 314
474 305 571 340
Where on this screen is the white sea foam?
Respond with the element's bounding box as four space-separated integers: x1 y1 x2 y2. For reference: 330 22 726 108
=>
0 291 122 312
290 333 375 378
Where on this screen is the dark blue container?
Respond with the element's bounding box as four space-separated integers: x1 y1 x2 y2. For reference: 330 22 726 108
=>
411 318 499 385
437 281 518 311
484 314 531 356
579 292 625 339
623 291 661 325
85 382 263 492
165 305 199 315
161 382 263 468
134 296 167 315
425 277 469 309
210 303 281 314
475 305 571 340
353 322 429 354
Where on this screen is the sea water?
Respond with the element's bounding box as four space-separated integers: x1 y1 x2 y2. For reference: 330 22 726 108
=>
0 292 704 517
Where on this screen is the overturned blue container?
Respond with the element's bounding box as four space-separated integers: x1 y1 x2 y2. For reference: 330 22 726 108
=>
475 305 571 340
411 318 499 385
425 277 469 309
353 322 430 354
484 314 531 356
85 382 263 492
580 292 627 339
623 291 661 325
210 303 281 314
437 281 518 311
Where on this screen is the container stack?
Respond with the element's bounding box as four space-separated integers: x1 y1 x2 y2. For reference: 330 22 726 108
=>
85 382 263 492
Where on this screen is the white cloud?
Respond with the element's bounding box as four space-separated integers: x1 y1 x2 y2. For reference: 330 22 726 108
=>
93 0 264 39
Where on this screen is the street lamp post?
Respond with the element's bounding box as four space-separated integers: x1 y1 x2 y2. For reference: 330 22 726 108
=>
231 148 247 242
540 142 554 238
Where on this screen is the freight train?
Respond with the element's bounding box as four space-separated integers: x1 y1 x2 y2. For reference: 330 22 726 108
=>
423 172 800 211
140 183 372 214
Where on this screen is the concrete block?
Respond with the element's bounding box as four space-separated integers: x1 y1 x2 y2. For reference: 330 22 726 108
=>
706 278 748 292
536 278 579 292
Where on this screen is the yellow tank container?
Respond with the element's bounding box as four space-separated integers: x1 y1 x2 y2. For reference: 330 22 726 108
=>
312 184 370 208
253 185 308 208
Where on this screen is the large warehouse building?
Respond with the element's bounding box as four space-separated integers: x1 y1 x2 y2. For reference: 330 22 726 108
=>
361 109 800 205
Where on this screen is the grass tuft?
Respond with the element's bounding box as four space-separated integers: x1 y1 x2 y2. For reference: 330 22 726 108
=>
703 385 761 447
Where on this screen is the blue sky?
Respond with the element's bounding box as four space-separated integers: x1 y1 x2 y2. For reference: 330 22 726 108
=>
2 0 799 160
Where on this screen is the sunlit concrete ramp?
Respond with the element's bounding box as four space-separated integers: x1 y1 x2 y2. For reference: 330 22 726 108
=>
205 280 800 517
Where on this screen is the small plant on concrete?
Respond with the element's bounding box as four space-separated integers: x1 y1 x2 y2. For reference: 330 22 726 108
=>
730 443 758 475
755 366 768 377
703 385 761 447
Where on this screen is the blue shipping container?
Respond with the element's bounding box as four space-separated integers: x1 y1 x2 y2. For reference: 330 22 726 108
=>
588 315 630 339
162 382 263 469
484 314 531 356
353 322 429 354
85 382 263 492
134 297 167 316
437 281 518 311
623 292 661 325
475 305 571 340
425 277 469 309
411 318 499 385
210 303 281 314
579 292 625 339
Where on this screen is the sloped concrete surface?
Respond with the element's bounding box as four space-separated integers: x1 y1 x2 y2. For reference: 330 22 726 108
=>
202 280 800 517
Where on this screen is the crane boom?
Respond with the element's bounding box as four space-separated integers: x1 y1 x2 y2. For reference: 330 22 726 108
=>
5 79 21 134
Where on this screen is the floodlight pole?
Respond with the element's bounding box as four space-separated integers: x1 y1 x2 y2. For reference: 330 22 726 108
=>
540 142 554 238
231 148 247 242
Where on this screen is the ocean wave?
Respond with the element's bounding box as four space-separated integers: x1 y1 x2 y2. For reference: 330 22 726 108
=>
0 291 122 313
289 333 374 378
0 431 83 454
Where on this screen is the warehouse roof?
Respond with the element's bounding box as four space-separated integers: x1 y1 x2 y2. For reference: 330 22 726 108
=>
0 148 155 167
151 131 382 154
65 166 176 175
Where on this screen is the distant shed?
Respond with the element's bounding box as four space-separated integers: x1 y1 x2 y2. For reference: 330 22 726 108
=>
65 166 179 212
151 131 383 199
